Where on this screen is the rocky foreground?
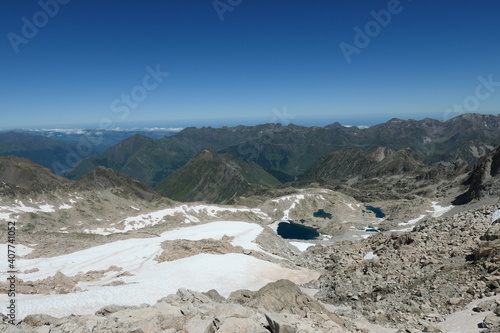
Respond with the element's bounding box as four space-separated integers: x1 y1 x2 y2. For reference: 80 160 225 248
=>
0 204 498 333
301 204 500 332
1 280 348 333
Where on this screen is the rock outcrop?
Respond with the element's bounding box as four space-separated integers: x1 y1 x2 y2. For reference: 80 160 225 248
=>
1 280 349 333
455 145 500 204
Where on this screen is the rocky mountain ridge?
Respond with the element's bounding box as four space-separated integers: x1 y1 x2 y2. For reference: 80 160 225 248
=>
300 147 428 181
65 113 500 187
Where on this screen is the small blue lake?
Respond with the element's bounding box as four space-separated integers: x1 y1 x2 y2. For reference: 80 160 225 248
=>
365 206 386 218
277 222 319 240
313 209 333 218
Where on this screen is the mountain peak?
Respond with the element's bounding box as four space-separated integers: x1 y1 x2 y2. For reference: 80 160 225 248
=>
77 166 159 201
388 118 404 123
370 147 395 162
325 122 344 129
196 148 218 160
155 149 280 203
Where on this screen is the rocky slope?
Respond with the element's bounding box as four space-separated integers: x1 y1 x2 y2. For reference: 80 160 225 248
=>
366 148 426 177
0 155 70 193
299 204 500 332
155 149 280 203
456 145 500 204
76 166 160 201
2 197 498 332
300 147 377 180
292 149 470 202
300 147 427 181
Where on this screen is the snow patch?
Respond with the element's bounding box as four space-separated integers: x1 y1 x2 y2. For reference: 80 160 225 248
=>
428 201 453 217
0 244 34 257
38 204 55 212
363 251 378 260
271 195 305 220
492 209 500 224
398 215 426 226
290 242 315 252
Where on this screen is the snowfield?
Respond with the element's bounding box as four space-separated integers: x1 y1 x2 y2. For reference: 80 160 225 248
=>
1 221 319 318
85 205 271 235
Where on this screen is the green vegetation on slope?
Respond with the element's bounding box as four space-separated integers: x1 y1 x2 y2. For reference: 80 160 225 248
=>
155 149 280 203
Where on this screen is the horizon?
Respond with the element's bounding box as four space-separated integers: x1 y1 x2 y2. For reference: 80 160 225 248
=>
1 112 499 132
2 1 500 129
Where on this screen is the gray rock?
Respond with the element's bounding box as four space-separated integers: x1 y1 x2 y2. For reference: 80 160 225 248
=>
203 289 226 303
96 304 138 316
483 313 500 329
22 314 58 327
265 314 297 333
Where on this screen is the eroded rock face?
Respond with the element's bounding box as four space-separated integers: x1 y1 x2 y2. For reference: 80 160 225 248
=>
2 280 349 333
238 279 344 326
456 145 500 204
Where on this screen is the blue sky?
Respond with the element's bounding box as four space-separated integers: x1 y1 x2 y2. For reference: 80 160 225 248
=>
1 0 500 129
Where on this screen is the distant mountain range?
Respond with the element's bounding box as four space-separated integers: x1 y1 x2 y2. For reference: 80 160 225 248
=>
65 113 499 187
10 128 181 148
0 132 93 176
1 113 499 205
0 128 180 175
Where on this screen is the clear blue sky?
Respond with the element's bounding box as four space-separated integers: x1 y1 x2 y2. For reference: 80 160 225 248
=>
1 0 500 129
